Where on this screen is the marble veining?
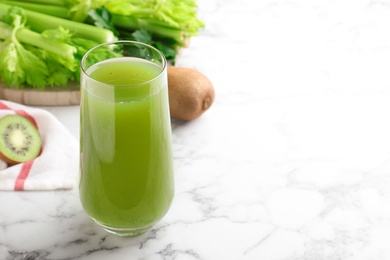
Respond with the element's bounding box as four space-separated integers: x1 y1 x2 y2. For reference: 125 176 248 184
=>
3 0 390 259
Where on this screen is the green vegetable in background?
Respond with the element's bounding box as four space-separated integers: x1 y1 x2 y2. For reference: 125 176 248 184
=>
0 4 117 88
0 0 204 89
0 8 48 88
3 0 204 45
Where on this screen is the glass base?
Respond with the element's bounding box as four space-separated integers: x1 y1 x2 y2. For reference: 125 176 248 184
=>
93 220 155 237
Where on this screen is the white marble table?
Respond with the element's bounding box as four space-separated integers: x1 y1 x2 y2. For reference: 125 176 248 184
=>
3 0 390 259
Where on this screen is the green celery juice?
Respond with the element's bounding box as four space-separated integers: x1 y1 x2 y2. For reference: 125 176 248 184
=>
80 57 174 231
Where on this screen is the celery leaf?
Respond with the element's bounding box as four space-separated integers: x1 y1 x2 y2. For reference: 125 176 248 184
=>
0 7 48 88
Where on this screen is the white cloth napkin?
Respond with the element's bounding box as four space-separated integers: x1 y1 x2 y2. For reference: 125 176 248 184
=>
0 100 78 191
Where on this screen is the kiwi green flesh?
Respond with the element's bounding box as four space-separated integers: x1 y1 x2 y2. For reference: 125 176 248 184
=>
0 115 42 163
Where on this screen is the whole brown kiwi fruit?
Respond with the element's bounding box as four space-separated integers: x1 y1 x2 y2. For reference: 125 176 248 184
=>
167 67 215 120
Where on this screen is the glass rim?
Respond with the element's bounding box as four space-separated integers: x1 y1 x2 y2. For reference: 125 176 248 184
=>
80 40 167 88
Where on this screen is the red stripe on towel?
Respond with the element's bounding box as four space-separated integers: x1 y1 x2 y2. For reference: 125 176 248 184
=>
0 102 38 128
0 101 11 110
15 110 38 128
14 160 35 191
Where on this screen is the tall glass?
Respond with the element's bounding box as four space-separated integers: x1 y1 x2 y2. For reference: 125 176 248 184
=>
79 41 174 236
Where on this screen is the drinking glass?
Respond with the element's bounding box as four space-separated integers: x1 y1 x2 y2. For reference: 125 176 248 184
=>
79 41 174 236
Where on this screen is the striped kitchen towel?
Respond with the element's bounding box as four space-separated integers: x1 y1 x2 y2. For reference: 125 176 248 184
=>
0 100 78 190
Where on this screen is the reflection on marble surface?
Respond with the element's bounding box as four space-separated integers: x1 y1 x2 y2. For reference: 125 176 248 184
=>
3 0 390 259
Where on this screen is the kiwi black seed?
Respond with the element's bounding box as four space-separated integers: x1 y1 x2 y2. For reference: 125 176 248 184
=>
0 115 42 164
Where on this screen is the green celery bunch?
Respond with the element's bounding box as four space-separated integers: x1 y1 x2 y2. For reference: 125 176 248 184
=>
0 6 75 88
0 4 116 88
3 0 204 64
0 0 204 88
0 23 46 87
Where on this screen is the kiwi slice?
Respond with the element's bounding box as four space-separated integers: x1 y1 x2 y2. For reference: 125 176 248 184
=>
0 115 42 164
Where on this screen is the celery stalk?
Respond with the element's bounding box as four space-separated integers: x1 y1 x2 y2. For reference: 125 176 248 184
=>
25 10 116 43
0 2 116 43
3 1 70 19
5 0 66 6
17 28 77 57
111 14 185 45
0 21 77 57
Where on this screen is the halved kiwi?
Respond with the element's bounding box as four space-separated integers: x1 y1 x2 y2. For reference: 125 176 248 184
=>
0 115 42 164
